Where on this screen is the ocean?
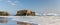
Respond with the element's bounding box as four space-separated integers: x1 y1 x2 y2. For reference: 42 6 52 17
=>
0 16 38 25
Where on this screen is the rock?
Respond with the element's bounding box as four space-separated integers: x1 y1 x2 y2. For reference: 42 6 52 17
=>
16 10 27 16
27 10 35 16
16 10 35 16
0 11 9 16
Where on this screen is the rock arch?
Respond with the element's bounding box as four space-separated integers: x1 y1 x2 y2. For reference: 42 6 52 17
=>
16 10 35 16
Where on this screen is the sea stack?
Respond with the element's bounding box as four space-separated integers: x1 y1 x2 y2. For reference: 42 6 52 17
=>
0 11 9 16
16 10 27 16
16 10 35 16
27 10 35 16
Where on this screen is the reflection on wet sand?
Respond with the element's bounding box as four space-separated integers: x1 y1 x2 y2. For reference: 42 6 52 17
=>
0 17 8 24
17 21 32 25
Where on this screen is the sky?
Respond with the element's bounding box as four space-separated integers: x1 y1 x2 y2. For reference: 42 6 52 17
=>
0 0 60 15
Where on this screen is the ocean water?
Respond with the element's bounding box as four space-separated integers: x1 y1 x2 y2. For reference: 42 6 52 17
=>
0 17 17 25
0 16 38 25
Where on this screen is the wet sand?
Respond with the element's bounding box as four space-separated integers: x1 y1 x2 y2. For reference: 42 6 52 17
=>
37 16 60 25
0 16 60 25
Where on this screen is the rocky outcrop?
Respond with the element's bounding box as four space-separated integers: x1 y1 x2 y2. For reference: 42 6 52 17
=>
0 11 9 16
16 10 27 16
27 10 35 16
16 10 35 16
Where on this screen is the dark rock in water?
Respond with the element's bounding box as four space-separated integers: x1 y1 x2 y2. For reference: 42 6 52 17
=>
0 11 9 16
15 10 35 16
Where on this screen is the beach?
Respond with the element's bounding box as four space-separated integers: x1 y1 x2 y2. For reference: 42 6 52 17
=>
0 16 59 25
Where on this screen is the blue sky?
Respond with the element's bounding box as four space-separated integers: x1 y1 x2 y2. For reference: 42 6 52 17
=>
0 0 60 15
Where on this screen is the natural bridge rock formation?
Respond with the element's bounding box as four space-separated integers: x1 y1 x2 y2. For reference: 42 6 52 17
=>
16 10 35 16
0 11 9 16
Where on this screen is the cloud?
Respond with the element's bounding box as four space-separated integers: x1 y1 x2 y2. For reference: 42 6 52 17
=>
11 3 16 6
7 0 19 6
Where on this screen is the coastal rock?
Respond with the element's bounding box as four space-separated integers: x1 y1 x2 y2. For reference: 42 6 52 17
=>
16 10 35 16
0 11 9 16
16 10 27 16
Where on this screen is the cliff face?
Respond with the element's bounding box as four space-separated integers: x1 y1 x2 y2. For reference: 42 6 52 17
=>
16 10 27 16
16 10 35 16
0 11 9 16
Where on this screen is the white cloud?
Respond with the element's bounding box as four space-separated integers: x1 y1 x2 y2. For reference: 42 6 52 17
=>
7 0 19 6
11 3 16 6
